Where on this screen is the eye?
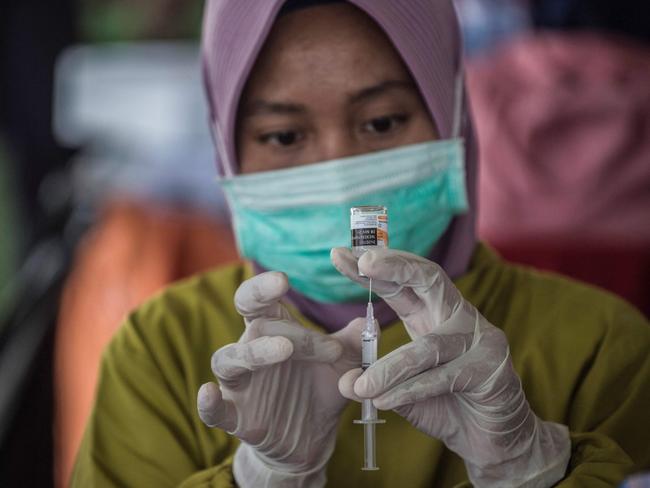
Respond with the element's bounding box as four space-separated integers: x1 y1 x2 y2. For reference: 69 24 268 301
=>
259 130 303 147
362 114 408 135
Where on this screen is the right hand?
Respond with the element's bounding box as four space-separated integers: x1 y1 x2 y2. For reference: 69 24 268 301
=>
197 271 364 485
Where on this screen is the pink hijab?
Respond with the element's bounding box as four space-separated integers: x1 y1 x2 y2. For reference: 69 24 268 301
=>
201 0 479 330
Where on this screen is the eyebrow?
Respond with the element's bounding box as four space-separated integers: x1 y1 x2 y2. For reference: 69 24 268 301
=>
241 79 418 118
242 100 307 117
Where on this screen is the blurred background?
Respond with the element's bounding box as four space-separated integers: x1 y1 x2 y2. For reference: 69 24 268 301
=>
0 0 648 486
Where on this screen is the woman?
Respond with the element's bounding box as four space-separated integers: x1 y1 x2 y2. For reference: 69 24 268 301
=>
72 1 650 487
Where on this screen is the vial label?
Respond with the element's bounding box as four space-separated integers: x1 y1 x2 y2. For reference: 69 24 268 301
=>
351 213 388 248
352 227 378 247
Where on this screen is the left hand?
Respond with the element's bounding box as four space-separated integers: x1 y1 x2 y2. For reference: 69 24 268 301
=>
197 271 364 488
331 248 570 488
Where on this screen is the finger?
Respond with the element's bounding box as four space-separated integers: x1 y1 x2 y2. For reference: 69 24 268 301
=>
234 271 290 320
331 247 430 337
332 248 427 332
338 368 364 402
250 318 342 363
372 360 463 410
211 336 293 383
197 382 237 432
330 248 399 296
354 331 473 398
359 249 465 337
358 249 461 306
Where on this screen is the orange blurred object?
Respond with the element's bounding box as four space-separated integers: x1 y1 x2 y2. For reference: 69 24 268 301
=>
53 200 238 488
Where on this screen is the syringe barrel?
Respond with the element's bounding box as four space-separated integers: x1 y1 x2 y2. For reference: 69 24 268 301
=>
361 322 378 422
361 335 377 369
356 294 384 470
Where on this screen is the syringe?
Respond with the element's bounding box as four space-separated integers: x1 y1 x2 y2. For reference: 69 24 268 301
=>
353 279 385 470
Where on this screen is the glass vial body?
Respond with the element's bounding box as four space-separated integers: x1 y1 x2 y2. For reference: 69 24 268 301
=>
350 206 388 259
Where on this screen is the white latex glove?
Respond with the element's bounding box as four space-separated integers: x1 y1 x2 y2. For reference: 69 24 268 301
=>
331 248 571 488
197 271 363 488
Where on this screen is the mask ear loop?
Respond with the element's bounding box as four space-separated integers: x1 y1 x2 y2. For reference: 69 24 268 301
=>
451 70 465 140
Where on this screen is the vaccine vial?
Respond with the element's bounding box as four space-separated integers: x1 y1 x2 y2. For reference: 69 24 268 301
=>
350 206 388 259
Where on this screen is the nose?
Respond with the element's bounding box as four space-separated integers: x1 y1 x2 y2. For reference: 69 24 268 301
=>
315 127 366 162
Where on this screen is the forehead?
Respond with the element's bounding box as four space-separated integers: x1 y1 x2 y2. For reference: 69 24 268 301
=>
241 4 413 101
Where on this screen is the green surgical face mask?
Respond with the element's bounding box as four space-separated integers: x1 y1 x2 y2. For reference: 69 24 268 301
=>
220 138 469 303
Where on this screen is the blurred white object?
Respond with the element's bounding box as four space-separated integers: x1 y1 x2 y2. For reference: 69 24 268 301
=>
54 42 227 216
454 0 531 56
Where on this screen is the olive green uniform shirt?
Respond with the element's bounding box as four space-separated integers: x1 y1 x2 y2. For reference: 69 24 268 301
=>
72 245 650 487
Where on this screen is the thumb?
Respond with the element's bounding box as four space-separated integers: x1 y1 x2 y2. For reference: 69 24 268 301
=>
197 382 237 433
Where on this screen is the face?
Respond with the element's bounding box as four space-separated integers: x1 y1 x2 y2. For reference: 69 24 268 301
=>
237 3 438 174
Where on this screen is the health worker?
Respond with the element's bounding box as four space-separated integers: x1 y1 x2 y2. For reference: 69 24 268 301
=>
71 1 650 487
